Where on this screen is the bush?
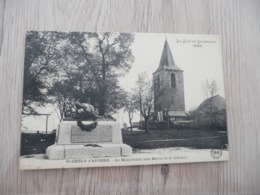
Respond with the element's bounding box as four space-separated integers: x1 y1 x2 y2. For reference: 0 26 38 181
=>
20 133 55 156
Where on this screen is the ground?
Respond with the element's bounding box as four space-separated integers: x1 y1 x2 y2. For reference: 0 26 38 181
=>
122 129 228 150
20 129 228 156
20 128 229 170
20 148 230 170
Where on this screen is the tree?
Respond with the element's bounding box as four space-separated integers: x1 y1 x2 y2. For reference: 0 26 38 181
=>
67 32 135 115
123 92 137 131
22 32 135 117
23 31 68 114
133 72 154 134
201 79 219 98
161 93 173 129
201 79 220 129
48 81 79 121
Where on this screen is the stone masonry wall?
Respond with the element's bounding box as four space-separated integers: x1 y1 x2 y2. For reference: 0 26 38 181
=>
154 70 185 112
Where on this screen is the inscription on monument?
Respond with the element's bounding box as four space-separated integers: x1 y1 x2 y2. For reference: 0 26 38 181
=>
71 125 113 143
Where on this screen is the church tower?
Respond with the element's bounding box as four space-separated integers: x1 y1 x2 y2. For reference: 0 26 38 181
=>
153 39 185 120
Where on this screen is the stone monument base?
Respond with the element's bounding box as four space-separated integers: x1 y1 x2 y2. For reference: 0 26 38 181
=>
46 121 133 160
46 143 132 159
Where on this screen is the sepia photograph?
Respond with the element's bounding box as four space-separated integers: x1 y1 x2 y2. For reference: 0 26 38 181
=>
20 32 229 170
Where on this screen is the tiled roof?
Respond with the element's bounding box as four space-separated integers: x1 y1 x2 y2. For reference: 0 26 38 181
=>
168 110 187 117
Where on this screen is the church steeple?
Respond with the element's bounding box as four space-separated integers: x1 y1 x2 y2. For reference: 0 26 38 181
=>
154 39 182 74
153 39 185 114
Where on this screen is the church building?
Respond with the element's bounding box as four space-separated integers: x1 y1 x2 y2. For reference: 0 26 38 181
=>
153 39 187 122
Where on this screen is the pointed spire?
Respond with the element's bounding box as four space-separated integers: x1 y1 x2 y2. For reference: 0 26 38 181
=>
154 39 182 73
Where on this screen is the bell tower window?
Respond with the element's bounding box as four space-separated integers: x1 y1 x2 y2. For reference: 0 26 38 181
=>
171 73 176 88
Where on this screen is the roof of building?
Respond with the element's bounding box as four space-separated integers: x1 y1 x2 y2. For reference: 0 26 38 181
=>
153 39 182 74
168 110 188 117
196 95 226 112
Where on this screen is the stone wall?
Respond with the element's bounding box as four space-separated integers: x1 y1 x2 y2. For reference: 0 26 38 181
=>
154 69 185 112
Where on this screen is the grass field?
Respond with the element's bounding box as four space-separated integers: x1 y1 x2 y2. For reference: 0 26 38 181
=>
122 129 228 150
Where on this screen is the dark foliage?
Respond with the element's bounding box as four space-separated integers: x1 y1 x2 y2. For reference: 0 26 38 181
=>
20 133 55 156
23 31 135 117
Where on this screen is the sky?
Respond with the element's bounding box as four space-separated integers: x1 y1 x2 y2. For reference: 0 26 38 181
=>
22 33 225 132
119 33 225 111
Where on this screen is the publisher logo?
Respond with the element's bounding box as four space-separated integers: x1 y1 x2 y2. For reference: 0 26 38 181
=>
210 149 222 159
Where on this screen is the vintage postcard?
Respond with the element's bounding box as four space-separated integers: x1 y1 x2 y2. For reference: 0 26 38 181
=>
20 32 229 170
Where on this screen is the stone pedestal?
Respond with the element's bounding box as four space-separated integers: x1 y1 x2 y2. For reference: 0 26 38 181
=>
46 121 132 159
